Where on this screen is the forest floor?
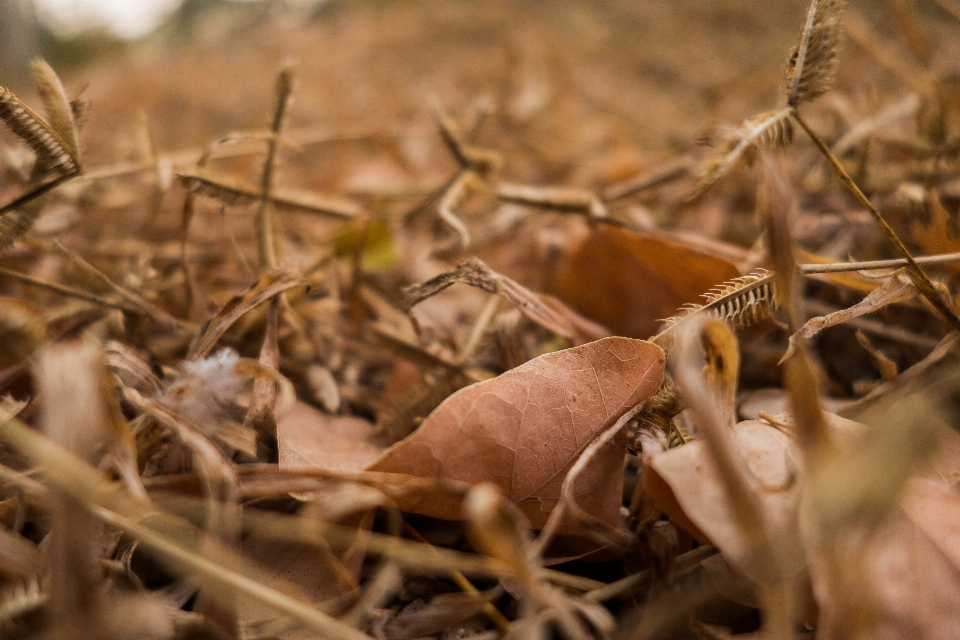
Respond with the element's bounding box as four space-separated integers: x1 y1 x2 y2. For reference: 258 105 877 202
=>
2 1 960 638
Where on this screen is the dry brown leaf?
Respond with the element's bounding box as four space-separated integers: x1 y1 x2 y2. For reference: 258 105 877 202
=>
404 257 607 344
376 360 469 443
911 190 960 273
278 401 385 474
368 337 665 529
548 226 741 338
644 413 862 583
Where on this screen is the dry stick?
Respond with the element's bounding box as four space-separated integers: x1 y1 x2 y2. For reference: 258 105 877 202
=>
792 109 960 333
403 523 512 635
800 251 960 273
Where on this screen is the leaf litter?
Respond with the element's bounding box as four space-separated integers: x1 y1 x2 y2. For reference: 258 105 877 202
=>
2 0 960 638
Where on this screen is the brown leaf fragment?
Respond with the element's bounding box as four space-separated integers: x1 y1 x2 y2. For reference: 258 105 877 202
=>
549 226 741 338
404 257 601 343
187 263 308 360
854 330 898 381
279 401 385 474
368 337 665 529
782 272 916 362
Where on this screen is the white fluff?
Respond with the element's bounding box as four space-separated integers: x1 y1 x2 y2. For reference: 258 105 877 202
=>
161 348 247 430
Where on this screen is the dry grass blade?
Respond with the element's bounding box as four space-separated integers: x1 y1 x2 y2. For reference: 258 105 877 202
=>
369 322 466 374
187 264 309 359
175 165 362 219
791 110 960 333
690 109 793 199
0 265 143 315
670 317 793 637
585 545 718 603
601 156 695 202
653 269 776 346
256 65 296 270
0 415 377 640
29 58 80 163
786 0 845 107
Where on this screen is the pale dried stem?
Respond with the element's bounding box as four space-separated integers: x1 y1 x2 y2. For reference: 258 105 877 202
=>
800 251 960 273
531 403 646 558
437 170 475 248
673 319 794 638
257 66 295 271
601 156 695 202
